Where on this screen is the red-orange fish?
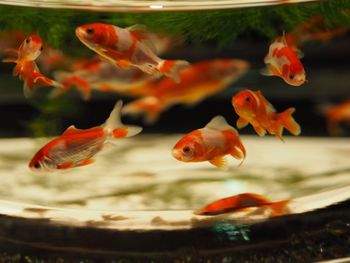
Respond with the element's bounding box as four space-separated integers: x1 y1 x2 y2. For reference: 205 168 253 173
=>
232 89 301 141
75 23 189 82
122 59 249 124
263 34 306 86
29 100 142 172
323 99 350 135
2 35 63 97
195 193 290 217
172 115 246 170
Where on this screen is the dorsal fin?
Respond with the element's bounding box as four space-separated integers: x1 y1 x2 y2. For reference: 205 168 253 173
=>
127 24 157 53
256 90 276 113
62 125 81 135
205 115 238 134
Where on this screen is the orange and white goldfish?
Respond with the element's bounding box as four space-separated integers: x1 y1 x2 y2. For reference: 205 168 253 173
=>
52 58 158 100
323 99 350 135
28 100 142 172
2 35 63 97
195 193 290 217
122 59 250 124
232 89 301 141
263 34 306 86
172 115 246 170
75 23 189 82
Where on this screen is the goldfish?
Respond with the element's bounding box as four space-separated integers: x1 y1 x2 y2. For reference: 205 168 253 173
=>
29 100 142 172
195 193 290 217
75 23 189 82
52 58 158 100
262 34 306 86
172 115 246 170
122 59 250 124
232 89 301 141
2 35 63 97
323 99 350 135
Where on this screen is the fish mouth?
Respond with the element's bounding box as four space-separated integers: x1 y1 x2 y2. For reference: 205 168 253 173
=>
171 148 182 160
75 27 85 40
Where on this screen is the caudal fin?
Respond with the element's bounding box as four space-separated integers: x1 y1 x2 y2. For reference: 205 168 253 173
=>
122 97 162 125
157 60 189 83
279 108 301 136
268 200 290 217
104 100 143 139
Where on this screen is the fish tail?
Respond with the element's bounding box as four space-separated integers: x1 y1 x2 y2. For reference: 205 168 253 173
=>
104 100 143 139
52 72 91 100
157 59 189 83
122 97 162 125
2 58 17 64
269 200 290 217
230 138 246 166
279 107 301 136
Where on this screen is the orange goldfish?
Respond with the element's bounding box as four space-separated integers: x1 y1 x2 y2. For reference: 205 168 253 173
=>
52 58 158 100
2 35 63 97
75 23 189 82
195 193 290 217
122 59 250 124
29 100 142 172
172 116 246 170
232 89 301 141
263 34 306 86
323 100 350 135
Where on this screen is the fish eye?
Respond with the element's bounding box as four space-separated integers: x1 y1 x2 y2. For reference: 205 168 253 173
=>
289 74 295 80
183 146 191 153
25 38 30 44
34 162 41 169
86 28 94 34
245 97 251 103
40 46 43 51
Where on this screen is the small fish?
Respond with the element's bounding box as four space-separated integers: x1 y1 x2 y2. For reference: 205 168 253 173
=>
262 34 306 86
323 99 350 135
52 58 158 100
75 23 189 82
2 35 63 97
122 59 250 124
172 115 246 170
195 193 290 217
29 100 142 172
232 89 301 141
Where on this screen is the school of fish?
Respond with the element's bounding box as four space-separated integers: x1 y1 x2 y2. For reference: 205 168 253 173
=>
1 19 345 217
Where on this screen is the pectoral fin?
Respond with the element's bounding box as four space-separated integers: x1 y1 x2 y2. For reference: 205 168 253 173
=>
209 156 228 170
78 159 95 167
236 117 249 129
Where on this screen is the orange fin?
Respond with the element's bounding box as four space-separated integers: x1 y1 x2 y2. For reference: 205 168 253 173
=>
57 161 73 169
230 144 246 166
252 124 267 136
78 159 95 167
2 58 17 63
116 59 131 69
209 156 227 170
157 60 189 83
236 117 249 129
4 48 18 54
279 107 301 136
268 200 290 217
122 97 162 125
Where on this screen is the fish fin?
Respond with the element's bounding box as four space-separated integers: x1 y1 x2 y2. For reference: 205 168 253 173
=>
278 107 301 136
260 64 281 77
236 117 249 129
138 63 158 74
2 58 17 63
269 121 285 142
127 24 157 53
62 125 81 135
116 59 131 69
23 81 33 98
57 161 74 169
230 143 246 166
4 48 18 54
205 115 237 133
104 100 143 138
269 200 290 217
78 159 95 167
122 97 162 125
295 48 304 59
253 124 267 136
157 60 189 83
256 90 276 113
209 156 228 170
260 67 273 76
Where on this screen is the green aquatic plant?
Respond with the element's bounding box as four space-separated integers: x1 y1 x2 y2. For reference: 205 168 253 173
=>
0 0 349 49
